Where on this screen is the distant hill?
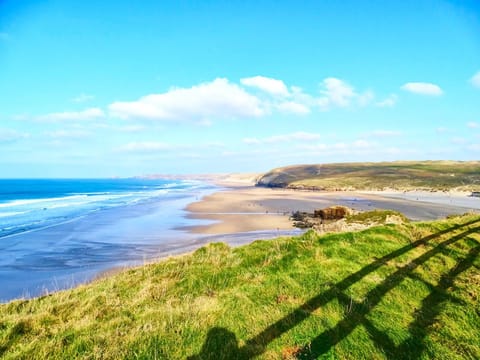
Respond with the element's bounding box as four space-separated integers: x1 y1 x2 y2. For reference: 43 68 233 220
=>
256 161 480 191
136 173 259 185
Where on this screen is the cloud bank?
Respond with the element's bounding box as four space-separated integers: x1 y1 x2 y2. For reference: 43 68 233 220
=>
109 78 265 122
23 74 450 137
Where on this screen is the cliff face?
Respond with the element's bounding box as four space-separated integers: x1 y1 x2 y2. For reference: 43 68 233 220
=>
255 164 323 188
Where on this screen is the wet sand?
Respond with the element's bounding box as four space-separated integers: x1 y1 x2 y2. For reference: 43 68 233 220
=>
0 189 217 302
185 186 480 234
0 182 299 302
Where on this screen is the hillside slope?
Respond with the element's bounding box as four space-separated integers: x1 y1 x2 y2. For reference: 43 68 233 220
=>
1 214 479 359
255 161 480 191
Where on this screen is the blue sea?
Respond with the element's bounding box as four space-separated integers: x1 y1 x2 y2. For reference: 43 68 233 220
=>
0 178 207 238
0 178 216 302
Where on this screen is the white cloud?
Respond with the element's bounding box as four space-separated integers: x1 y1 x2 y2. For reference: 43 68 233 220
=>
0 128 28 142
290 86 303 93
243 131 321 145
203 141 225 148
352 139 375 148
267 131 321 143
109 78 265 122
451 137 467 144
298 143 328 151
366 130 403 138
72 93 94 103
358 91 375 107
470 71 480 88
197 119 213 127
376 94 398 107
11 114 30 121
37 108 105 122
220 148 280 158
384 147 403 155
243 138 262 145
240 76 289 96
332 142 348 150
467 121 479 128
116 125 146 132
22 76 400 137
276 101 311 114
401 82 443 96
118 141 173 152
468 144 480 151
317 78 373 109
289 86 317 108
436 127 450 134
44 129 91 139
298 139 377 154
116 141 227 154
319 78 356 108
27 76 402 133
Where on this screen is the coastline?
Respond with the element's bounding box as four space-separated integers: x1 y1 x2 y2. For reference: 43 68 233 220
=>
0 183 218 303
3 175 479 303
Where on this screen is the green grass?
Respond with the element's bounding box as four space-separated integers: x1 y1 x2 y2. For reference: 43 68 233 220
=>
346 210 409 225
256 161 480 191
1 214 479 359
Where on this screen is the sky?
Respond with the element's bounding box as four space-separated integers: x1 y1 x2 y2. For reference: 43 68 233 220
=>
0 0 479 178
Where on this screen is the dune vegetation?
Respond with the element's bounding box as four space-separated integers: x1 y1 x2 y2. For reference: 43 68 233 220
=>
0 213 479 359
255 161 480 191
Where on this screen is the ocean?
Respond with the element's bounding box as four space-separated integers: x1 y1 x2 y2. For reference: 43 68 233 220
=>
0 178 216 302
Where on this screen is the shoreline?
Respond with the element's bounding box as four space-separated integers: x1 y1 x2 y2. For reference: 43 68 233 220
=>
0 185 218 303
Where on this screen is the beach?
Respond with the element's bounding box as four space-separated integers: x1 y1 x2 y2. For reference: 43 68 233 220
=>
185 183 480 235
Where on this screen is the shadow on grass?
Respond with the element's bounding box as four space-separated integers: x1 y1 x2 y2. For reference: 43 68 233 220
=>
189 217 480 359
188 327 241 360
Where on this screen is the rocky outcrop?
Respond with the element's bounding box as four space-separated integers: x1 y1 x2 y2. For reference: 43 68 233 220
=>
313 206 351 220
290 206 352 228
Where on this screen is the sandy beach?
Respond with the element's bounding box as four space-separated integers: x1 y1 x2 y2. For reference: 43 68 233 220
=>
185 183 480 235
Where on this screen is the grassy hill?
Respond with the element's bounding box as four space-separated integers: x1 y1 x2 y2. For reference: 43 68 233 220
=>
1 213 479 359
255 161 480 191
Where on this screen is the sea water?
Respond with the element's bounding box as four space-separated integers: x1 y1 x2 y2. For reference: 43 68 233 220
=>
0 178 215 302
0 179 204 237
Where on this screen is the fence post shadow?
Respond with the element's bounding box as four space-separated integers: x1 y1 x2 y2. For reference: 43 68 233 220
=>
187 327 243 360
188 218 480 360
297 231 479 359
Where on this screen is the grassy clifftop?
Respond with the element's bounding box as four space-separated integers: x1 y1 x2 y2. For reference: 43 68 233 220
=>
255 161 480 191
1 213 479 359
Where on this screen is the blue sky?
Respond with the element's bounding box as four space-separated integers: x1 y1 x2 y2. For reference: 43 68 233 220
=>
0 0 479 177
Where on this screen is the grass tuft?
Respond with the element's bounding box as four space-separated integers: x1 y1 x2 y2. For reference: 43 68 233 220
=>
346 210 409 225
